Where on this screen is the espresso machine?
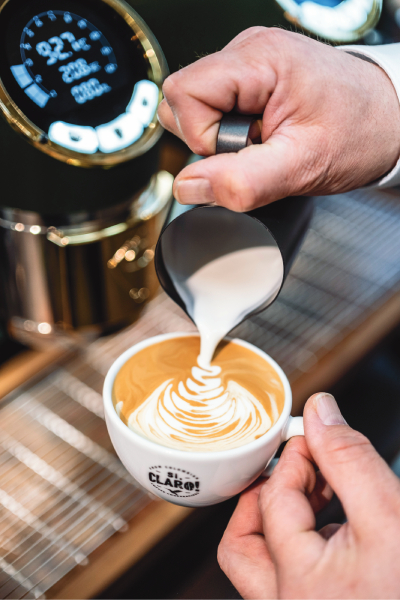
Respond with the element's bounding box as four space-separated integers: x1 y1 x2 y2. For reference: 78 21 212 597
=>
0 0 174 348
0 0 384 353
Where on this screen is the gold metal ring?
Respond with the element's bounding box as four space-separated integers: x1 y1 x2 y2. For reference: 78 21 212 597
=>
0 0 168 167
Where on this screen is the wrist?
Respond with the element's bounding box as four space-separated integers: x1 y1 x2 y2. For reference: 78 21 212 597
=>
340 44 400 187
369 62 400 181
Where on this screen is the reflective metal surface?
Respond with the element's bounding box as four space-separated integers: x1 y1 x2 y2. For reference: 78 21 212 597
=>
0 367 149 599
0 170 173 348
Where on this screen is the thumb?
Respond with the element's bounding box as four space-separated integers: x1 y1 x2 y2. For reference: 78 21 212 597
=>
304 393 400 532
173 135 304 212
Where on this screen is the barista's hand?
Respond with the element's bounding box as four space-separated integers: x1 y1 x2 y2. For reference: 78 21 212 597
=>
218 393 400 599
158 28 400 211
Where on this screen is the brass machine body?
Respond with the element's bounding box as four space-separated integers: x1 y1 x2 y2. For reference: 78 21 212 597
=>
0 0 170 347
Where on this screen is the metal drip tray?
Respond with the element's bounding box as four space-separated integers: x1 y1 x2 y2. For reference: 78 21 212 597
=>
0 188 400 598
0 373 148 599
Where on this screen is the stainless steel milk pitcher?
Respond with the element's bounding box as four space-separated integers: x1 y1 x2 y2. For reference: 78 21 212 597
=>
155 114 314 322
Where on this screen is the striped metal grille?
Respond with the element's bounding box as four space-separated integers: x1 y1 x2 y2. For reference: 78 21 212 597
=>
0 188 400 598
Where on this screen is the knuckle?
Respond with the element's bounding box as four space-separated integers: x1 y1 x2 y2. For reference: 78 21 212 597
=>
268 26 306 48
188 139 210 156
157 101 170 125
250 26 291 50
228 26 268 47
264 26 288 42
228 27 290 63
291 140 333 194
220 169 257 212
244 25 269 39
161 73 180 102
258 480 280 515
243 26 284 44
326 428 373 463
217 536 230 573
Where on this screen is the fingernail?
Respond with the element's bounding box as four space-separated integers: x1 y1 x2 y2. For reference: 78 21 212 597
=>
175 178 216 205
314 393 347 426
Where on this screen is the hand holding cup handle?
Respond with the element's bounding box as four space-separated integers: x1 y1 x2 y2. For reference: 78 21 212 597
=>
283 415 305 440
264 416 305 477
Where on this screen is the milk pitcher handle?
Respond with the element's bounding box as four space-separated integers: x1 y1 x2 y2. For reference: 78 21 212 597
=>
216 114 260 154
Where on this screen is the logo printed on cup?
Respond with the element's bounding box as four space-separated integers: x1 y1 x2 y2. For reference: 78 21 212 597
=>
148 465 200 498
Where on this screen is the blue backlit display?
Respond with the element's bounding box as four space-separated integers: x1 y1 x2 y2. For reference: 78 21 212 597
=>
0 0 161 154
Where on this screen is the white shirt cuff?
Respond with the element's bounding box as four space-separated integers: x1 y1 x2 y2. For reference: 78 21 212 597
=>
340 43 400 188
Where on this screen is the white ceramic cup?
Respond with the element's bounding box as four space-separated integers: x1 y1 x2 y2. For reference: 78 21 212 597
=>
103 332 304 507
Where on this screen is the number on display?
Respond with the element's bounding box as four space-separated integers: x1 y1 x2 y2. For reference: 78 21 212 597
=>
70 77 111 104
36 32 91 65
59 58 100 83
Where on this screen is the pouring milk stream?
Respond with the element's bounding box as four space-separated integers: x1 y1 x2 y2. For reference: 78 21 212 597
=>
160 207 284 368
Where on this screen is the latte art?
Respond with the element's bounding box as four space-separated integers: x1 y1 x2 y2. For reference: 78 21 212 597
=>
127 362 277 451
113 337 285 452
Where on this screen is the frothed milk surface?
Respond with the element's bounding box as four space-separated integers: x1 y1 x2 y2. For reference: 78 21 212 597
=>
113 337 285 452
161 207 284 366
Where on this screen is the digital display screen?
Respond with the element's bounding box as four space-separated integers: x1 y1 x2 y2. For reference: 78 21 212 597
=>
0 0 160 154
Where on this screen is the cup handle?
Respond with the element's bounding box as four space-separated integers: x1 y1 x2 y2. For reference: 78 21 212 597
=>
282 416 304 441
262 417 304 477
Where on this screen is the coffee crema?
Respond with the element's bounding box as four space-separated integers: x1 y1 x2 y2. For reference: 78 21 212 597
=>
113 337 285 452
